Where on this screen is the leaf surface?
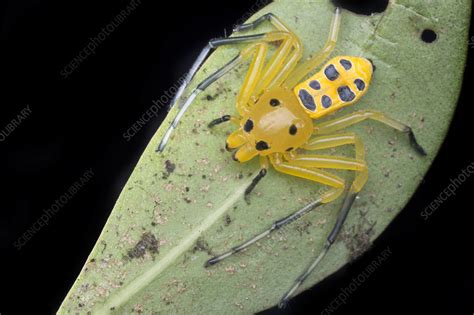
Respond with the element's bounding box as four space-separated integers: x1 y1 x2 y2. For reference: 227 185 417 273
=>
58 0 470 313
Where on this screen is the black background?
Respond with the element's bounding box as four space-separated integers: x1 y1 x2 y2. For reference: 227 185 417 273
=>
1 0 473 314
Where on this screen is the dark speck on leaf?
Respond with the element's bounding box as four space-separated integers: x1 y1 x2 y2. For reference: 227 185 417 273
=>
165 160 176 173
341 210 376 261
163 160 176 179
127 232 159 259
224 214 232 226
205 93 219 101
192 238 213 255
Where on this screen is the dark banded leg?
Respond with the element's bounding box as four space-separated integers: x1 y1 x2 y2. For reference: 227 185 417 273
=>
208 115 236 128
167 33 268 113
407 128 427 156
243 156 270 203
208 115 231 128
278 190 358 308
156 54 243 152
166 45 212 112
235 13 291 32
156 32 292 152
244 168 267 204
205 197 325 267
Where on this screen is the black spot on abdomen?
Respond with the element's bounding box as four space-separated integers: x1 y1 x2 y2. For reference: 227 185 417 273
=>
339 59 352 70
337 85 356 102
309 80 321 90
298 89 316 111
354 79 366 91
324 64 339 81
321 95 332 108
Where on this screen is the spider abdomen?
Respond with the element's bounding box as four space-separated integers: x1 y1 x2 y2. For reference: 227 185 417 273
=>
294 56 374 119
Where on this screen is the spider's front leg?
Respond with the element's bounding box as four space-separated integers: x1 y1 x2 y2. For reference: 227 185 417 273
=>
234 12 304 91
157 30 299 152
284 6 342 87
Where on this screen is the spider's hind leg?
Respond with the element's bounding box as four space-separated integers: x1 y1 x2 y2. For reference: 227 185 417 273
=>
278 188 359 308
277 134 369 307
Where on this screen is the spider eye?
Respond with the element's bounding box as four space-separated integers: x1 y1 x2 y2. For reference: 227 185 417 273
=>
244 119 254 132
269 98 280 106
255 141 270 151
289 124 298 135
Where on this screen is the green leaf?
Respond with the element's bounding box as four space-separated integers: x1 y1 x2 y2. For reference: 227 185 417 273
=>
58 0 470 313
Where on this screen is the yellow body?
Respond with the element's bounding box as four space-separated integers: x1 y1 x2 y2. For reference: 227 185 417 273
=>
294 56 374 118
227 87 313 162
218 17 419 203
227 56 374 171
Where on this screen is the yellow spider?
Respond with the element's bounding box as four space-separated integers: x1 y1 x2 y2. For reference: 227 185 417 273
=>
157 6 426 308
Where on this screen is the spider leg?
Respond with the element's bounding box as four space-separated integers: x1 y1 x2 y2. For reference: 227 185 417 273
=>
236 42 267 115
303 132 365 160
285 154 368 193
205 197 327 267
205 153 346 266
284 7 341 88
157 31 296 152
244 156 270 204
169 32 278 114
252 33 302 95
315 110 427 156
157 53 242 152
237 29 302 113
234 12 296 33
275 148 368 308
207 115 240 128
225 129 247 150
235 13 304 94
265 38 302 90
302 132 368 190
279 189 358 308
279 124 423 306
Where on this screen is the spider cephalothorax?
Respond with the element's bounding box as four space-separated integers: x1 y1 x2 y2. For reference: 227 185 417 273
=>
228 87 313 162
